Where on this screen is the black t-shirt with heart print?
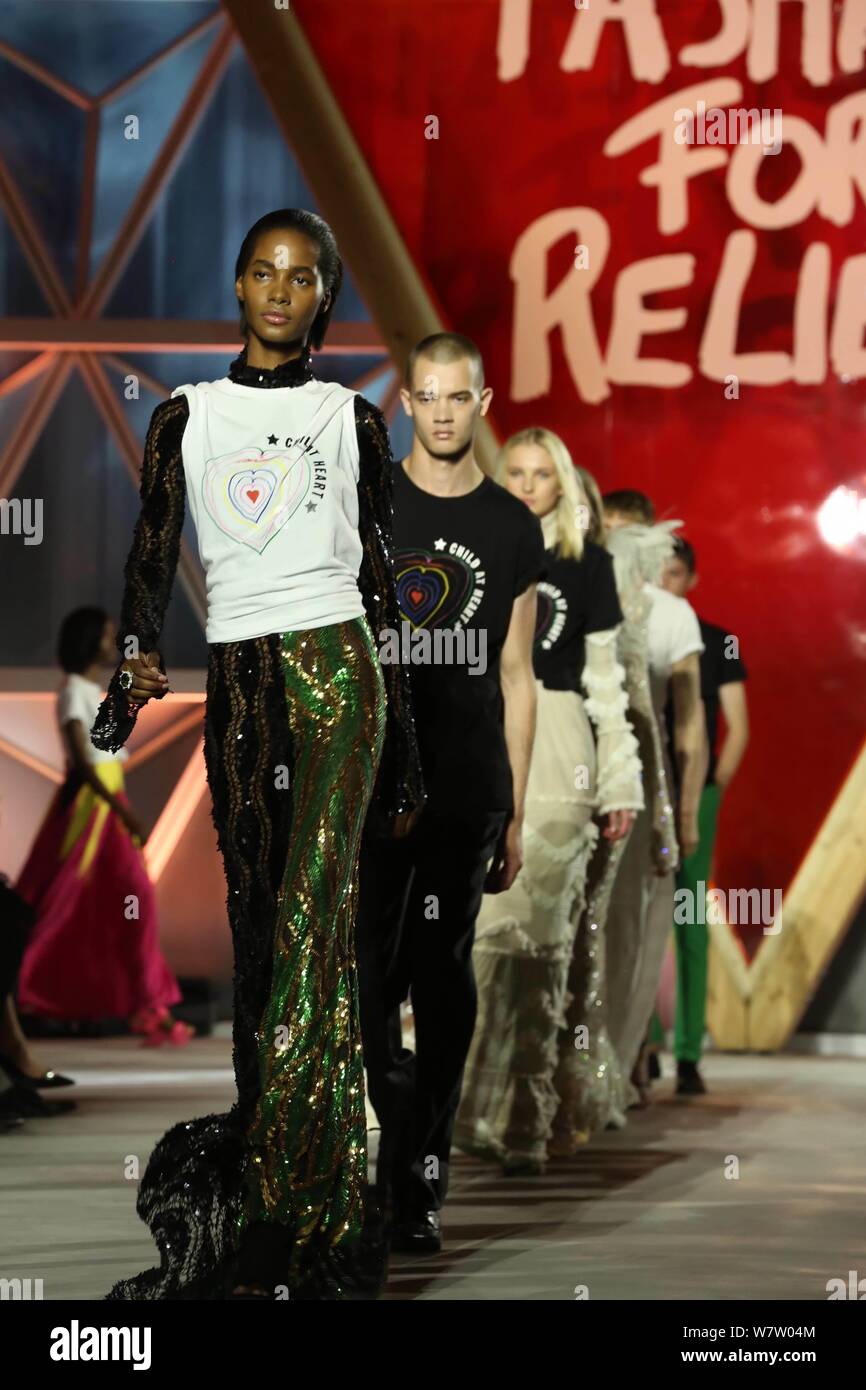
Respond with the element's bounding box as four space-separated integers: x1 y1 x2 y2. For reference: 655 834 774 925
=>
391 462 547 813
533 540 623 692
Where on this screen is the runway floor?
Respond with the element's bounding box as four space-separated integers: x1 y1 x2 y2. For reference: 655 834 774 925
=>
2 1036 863 1301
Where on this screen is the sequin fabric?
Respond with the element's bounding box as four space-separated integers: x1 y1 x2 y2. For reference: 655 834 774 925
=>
240 619 386 1277
90 347 423 1299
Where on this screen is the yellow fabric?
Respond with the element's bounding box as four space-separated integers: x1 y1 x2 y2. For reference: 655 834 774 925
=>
59 761 126 878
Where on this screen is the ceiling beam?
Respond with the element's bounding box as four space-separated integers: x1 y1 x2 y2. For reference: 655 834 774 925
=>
0 319 385 354
79 22 236 318
0 356 74 495
0 156 73 317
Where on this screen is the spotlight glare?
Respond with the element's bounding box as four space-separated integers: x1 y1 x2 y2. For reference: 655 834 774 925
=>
817 485 866 551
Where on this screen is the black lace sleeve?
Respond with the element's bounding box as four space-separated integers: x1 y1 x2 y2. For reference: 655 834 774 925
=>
90 395 189 753
354 394 426 823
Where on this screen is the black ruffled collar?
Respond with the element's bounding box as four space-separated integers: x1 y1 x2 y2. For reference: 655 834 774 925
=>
227 344 315 388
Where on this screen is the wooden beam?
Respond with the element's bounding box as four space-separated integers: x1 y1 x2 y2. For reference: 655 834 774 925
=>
125 704 205 771
747 737 866 1050
0 40 91 111
706 915 751 1051
0 356 74 495
0 318 385 354
705 738 866 1051
101 354 173 402
79 22 236 318
76 107 100 304
96 12 222 107
0 157 73 317
0 735 64 784
0 352 53 399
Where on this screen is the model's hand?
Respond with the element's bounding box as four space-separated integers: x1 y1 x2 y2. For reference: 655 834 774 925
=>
119 650 170 706
603 809 636 842
484 817 523 894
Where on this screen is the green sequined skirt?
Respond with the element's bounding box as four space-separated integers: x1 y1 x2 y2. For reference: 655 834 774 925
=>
106 616 387 1300
238 616 386 1280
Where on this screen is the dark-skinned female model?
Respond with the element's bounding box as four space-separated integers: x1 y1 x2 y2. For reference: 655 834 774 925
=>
91 208 425 1300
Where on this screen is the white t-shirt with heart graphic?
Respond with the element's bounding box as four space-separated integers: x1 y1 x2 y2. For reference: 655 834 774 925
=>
171 377 367 643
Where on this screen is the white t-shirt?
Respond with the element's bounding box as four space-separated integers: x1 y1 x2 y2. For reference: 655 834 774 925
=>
58 673 128 764
171 376 367 643
645 583 704 718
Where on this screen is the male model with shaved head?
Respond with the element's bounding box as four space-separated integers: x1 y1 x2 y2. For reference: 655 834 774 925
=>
356 333 546 1255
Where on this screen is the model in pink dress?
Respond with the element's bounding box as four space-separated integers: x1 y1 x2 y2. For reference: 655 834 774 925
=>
13 607 191 1047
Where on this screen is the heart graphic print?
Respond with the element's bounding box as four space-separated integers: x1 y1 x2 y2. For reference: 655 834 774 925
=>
202 446 312 554
395 549 476 629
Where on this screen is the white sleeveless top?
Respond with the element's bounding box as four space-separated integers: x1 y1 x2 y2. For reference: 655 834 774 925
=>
170 377 366 643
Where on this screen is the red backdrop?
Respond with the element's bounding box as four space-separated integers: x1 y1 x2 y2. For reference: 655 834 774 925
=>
295 0 866 939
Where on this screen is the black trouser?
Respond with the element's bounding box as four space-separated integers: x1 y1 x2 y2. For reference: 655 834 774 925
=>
356 804 509 1220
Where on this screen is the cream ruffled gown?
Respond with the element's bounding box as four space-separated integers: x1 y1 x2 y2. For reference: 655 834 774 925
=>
550 523 681 1149
454 510 643 1170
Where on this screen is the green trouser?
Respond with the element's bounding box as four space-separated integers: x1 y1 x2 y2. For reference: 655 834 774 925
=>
673 783 722 1063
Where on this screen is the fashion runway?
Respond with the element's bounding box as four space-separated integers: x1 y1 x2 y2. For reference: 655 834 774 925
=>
4 1037 862 1302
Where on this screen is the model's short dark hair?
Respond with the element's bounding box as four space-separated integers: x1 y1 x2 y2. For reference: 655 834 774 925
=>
673 536 696 573
404 332 484 391
57 607 107 674
601 489 656 525
234 208 343 350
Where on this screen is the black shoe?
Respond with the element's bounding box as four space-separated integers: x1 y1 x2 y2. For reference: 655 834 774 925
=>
389 1209 442 1254
648 1051 662 1081
0 1053 75 1089
676 1061 706 1096
8 1085 77 1118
